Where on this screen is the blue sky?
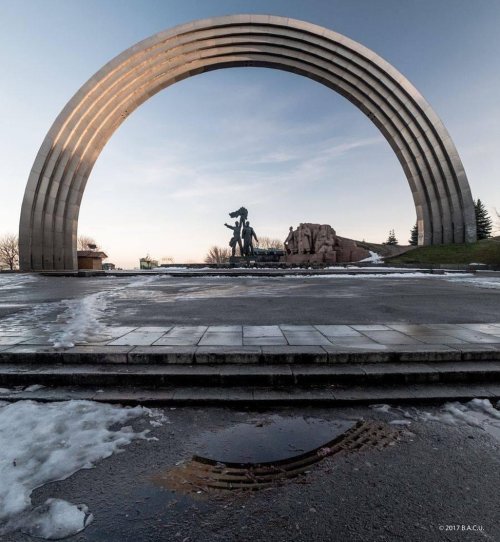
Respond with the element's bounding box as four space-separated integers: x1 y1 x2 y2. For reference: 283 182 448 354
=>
1 0 499 266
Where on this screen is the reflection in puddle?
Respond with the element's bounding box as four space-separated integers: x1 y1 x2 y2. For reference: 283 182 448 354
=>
193 415 356 464
154 417 399 493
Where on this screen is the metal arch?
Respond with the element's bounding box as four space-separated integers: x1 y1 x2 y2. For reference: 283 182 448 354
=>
19 14 476 271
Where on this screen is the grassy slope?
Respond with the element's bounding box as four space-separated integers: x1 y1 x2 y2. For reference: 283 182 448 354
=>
387 237 500 265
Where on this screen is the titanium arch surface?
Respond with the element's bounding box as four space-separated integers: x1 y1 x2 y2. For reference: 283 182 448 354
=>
19 14 476 271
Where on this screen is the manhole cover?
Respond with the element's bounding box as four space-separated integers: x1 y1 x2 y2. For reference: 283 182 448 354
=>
155 417 399 493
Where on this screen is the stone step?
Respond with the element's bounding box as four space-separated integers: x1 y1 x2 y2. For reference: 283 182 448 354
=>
1 361 500 388
1 347 500 365
0 383 498 405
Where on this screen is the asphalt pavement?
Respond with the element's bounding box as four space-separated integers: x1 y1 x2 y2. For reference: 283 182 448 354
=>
2 405 499 542
1 272 499 325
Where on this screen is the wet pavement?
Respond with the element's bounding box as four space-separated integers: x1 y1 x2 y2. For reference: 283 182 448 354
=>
1 404 499 542
1 272 500 327
1 273 500 353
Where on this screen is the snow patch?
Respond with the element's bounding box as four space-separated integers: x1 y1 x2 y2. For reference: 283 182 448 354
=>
24 384 45 392
0 275 162 348
0 400 165 538
0 274 37 291
447 276 500 290
359 251 383 263
284 272 467 279
370 399 500 443
51 292 108 348
1 499 93 540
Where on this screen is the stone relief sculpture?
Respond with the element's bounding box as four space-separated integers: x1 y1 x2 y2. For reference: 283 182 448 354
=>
283 223 370 264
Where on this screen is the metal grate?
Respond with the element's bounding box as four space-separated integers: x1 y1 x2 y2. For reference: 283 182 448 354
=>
157 420 400 493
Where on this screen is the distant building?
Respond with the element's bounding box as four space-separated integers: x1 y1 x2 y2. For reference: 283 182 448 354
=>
102 262 115 271
140 256 158 270
77 250 108 270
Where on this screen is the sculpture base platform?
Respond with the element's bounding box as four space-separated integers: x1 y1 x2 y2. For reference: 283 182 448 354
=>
230 253 283 265
284 253 337 265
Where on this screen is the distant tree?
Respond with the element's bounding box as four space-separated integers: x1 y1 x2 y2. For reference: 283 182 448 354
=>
161 256 174 264
474 199 493 240
385 229 399 246
78 235 101 251
409 222 418 246
0 233 19 270
257 236 285 250
205 246 231 264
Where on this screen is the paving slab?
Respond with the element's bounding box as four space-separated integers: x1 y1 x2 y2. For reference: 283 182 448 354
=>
456 323 500 334
360 330 424 345
135 326 173 333
326 338 388 349
243 336 288 346
0 336 35 345
314 325 362 337
279 325 316 332
351 324 392 331
108 331 166 346
387 324 441 334
439 329 500 343
198 331 243 346
243 325 284 337
281 330 332 346
153 326 207 346
205 325 242 332
412 335 469 344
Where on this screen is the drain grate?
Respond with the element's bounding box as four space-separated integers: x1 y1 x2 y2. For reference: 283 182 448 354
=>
157 420 399 493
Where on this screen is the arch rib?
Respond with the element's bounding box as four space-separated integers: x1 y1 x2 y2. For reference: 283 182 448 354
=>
19 15 476 271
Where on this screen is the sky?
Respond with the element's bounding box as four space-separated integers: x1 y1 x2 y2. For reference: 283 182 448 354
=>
0 0 499 267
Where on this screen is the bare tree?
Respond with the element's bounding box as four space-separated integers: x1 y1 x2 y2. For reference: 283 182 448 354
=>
161 256 175 264
77 235 101 251
257 236 284 250
0 234 19 270
205 246 231 264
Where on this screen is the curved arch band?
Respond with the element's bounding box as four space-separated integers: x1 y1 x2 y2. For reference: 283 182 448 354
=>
19 14 476 271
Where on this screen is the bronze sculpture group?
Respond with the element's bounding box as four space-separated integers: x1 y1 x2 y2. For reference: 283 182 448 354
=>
225 207 259 257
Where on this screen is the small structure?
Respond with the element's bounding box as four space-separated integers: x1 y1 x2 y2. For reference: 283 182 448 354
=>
140 256 158 270
283 224 369 265
77 250 108 270
102 262 115 271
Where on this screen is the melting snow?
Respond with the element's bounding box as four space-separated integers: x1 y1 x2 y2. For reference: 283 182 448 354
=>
0 274 37 291
0 400 166 539
359 251 384 263
370 399 500 443
447 276 500 290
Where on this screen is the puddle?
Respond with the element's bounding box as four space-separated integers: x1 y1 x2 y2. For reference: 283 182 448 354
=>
193 415 355 464
155 416 399 493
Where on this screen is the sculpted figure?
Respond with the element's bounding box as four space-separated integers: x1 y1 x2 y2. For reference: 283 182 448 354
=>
224 220 243 257
284 226 295 254
316 224 334 254
242 221 259 256
300 223 312 254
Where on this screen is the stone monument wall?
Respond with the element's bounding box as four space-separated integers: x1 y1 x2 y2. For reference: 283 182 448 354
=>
283 224 370 264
